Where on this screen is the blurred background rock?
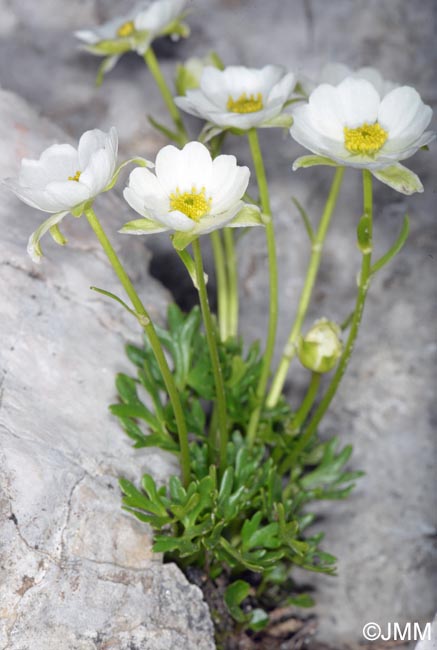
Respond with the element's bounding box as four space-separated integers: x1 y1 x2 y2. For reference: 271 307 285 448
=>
0 0 435 647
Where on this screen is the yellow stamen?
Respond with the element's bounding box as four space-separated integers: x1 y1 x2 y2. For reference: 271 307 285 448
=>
117 20 135 37
68 170 81 182
169 186 211 221
344 122 388 155
227 92 264 114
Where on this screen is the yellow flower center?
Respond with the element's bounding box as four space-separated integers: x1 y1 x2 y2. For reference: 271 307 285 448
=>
117 20 135 37
226 92 264 114
344 122 388 155
68 170 82 182
169 186 211 221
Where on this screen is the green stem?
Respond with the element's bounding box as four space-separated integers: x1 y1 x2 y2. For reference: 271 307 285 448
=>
291 373 321 432
245 128 278 446
290 170 374 460
143 46 188 144
210 230 229 341
192 238 228 472
84 206 191 486
267 167 345 407
223 228 239 338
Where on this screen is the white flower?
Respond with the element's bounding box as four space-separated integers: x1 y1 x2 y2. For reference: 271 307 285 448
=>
175 65 296 130
300 63 397 98
290 78 434 177
121 141 263 245
75 0 189 62
319 63 397 97
5 128 118 262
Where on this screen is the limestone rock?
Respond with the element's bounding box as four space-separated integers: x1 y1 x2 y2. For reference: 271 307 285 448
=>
0 88 214 650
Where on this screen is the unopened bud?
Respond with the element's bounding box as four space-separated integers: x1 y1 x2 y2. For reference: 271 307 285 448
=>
175 52 223 95
298 318 343 373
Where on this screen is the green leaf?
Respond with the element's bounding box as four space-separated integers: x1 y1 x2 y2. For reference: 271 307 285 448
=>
49 223 67 246
95 55 120 86
372 163 424 195
370 214 410 275
292 196 314 243
248 608 269 631
148 115 180 142
286 594 315 608
224 580 250 623
105 157 153 191
292 155 339 170
90 286 150 326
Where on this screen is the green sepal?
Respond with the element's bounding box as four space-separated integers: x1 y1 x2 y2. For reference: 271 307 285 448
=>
262 113 294 129
229 204 265 228
175 248 208 289
105 157 153 192
171 231 198 251
292 155 339 170
371 163 424 195
96 55 120 86
119 218 168 235
49 223 67 246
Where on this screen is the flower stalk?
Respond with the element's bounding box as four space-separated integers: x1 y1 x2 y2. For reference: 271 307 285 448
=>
192 238 228 472
246 127 278 446
144 46 189 145
288 170 374 461
84 206 191 486
267 166 345 407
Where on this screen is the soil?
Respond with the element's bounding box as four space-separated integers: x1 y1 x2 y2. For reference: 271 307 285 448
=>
185 568 410 650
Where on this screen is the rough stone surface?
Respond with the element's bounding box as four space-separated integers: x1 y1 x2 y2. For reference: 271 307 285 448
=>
0 0 436 647
0 90 214 649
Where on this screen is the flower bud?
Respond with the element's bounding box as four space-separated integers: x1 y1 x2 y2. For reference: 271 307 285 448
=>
298 319 343 373
175 52 223 95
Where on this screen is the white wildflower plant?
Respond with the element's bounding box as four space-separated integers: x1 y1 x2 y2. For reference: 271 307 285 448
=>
75 0 190 83
175 64 297 139
4 1 436 640
122 141 264 250
291 77 435 194
5 127 151 262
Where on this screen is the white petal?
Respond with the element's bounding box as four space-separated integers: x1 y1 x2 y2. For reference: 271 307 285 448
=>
319 63 352 86
209 156 249 213
267 72 296 105
74 29 100 44
379 86 432 143
124 167 168 215
78 128 118 169
193 203 243 235
155 142 213 194
45 180 91 210
5 179 67 212
155 210 195 231
306 85 345 139
19 144 79 187
123 186 151 218
335 77 380 127
79 148 114 196
199 67 232 108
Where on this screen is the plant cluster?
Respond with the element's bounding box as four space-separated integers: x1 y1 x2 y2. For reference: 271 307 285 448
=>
4 0 434 643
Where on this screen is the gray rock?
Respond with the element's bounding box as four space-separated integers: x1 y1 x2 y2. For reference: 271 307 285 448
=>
0 0 436 647
0 89 214 650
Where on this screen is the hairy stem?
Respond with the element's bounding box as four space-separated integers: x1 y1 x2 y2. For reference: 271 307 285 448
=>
267 167 345 407
246 128 278 446
85 206 191 486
